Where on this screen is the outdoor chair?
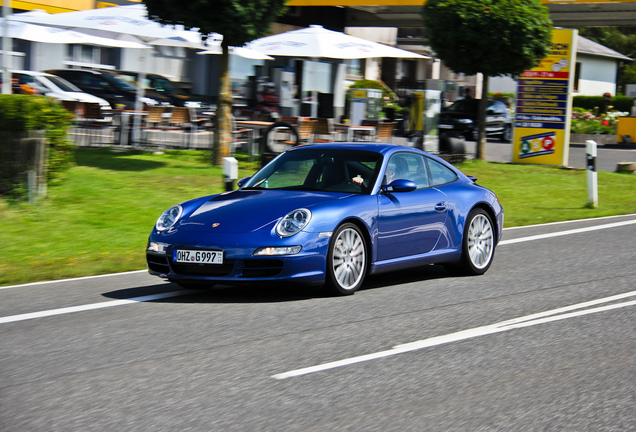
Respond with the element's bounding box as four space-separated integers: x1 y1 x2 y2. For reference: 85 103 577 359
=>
279 116 299 125
230 115 256 157
375 121 396 143
162 107 206 148
311 118 338 143
141 105 168 147
295 118 317 145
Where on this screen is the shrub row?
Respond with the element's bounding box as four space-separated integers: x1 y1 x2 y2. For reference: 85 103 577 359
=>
573 95 634 113
0 95 74 199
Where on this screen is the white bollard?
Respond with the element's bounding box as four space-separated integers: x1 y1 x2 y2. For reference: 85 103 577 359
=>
585 140 598 208
223 157 238 191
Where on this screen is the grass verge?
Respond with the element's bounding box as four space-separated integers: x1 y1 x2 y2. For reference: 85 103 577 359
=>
1 148 635 287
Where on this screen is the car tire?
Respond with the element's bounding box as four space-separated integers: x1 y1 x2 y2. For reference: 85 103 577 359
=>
458 208 495 275
500 125 512 142
324 223 367 295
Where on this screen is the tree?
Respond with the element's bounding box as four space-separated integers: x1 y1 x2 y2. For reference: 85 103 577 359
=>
422 0 553 159
144 0 288 165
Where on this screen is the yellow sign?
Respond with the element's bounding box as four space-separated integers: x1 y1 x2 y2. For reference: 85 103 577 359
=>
351 89 367 99
512 29 578 166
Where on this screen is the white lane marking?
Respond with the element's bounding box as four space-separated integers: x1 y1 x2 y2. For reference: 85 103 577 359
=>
0 290 199 324
0 270 148 290
499 219 636 246
272 291 636 380
1 217 635 324
2 215 635 291
502 213 636 231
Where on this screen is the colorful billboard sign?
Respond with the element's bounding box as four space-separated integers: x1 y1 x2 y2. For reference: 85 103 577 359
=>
512 29 578 166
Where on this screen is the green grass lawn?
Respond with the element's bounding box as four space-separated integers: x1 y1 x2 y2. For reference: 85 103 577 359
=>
1 148 635 287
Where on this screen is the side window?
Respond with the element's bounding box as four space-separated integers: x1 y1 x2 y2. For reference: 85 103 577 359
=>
387 152 430 189
426 158 458 187
84 74 102 89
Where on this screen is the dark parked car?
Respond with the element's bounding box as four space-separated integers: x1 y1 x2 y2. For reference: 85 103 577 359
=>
439 99 512 142
45 69 170 110
146 143 504 295
116 71 211 109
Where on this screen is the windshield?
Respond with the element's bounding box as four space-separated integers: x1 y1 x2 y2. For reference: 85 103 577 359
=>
43 75 82 92
446 99 479 113
242 148 383 194
104 74 137 91
151 77 177 93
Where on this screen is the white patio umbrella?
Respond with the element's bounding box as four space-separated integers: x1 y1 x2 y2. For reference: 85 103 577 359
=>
11 4 208 145
0 15 148 48
246 25 429 60
198 45 274 60
10 4 192 42
246 25 428 117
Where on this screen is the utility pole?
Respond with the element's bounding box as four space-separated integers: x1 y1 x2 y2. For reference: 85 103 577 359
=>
2 0 12 94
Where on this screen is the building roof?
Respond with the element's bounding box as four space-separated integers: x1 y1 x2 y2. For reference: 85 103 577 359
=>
577 35 632 61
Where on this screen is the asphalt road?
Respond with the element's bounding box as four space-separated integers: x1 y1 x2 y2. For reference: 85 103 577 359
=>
2 215 635 431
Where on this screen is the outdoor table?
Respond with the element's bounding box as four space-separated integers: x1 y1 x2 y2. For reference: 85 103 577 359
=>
335 124 377 142
115 110 148 146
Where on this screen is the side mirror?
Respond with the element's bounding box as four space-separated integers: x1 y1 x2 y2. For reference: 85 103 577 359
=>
237 177 251 188
383 179 417 193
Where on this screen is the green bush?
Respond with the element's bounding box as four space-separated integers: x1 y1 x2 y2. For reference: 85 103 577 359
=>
573 95 634 113
0 95 74 191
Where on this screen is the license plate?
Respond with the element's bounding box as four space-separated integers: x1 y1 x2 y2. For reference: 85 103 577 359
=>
439 124 453 129
173 249 223 264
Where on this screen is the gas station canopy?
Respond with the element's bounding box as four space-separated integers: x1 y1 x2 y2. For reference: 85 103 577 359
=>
287 0 636 28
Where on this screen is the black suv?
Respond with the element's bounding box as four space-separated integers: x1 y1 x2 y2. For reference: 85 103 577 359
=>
45 69 171 110
116 71 211 109
439 99 512 142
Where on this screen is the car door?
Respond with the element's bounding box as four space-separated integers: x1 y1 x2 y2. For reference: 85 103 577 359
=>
377 152 448 261
485 101 507 135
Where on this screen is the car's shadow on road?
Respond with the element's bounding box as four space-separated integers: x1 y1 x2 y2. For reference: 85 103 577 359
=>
102 265 452 304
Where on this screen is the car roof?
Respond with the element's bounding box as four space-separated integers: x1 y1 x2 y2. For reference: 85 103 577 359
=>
10 70 55 78
47 69 115 76
289 142 423 156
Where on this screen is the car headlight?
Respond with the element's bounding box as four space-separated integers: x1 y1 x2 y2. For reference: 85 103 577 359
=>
275 208 311 237
156 205 182 231
254 246 302 256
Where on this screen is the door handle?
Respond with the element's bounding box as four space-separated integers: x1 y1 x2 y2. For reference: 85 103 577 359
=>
435 202 447 211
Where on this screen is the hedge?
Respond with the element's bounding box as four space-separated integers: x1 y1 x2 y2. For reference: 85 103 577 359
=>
572 95 634 113
0 95 74 199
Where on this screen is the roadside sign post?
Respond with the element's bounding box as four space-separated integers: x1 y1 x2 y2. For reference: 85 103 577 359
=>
513 29 578 166
586 140 598 208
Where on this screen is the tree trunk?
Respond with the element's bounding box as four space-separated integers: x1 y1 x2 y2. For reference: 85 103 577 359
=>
476 74 489 161
213 44 232 165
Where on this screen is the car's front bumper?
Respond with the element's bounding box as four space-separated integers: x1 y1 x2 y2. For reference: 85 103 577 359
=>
146 230 331 286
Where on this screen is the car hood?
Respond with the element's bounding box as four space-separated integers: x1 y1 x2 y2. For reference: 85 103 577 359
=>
178 190 346 233
61 91 110 107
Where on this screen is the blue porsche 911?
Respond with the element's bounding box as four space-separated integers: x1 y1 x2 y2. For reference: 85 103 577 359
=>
147 143 503 295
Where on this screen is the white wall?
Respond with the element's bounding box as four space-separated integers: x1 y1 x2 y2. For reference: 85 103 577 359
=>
26 42 67 71
120 47 191 82
576 54 617 96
